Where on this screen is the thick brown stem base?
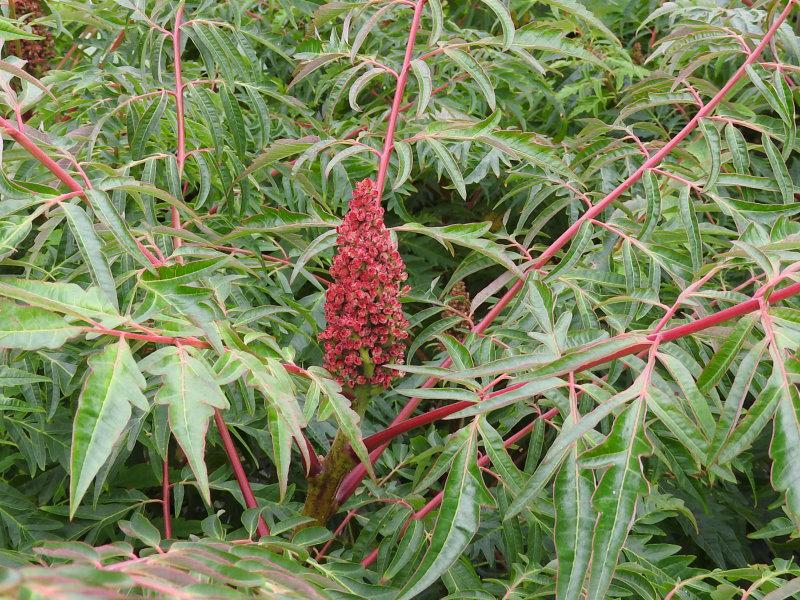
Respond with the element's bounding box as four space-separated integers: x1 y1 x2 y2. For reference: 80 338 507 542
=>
301 430 357 526
300 384 372 528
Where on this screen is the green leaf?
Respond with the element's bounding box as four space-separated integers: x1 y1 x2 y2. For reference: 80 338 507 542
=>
61 203 118 311
410 59 431 117
348 68 386 112
581 398 650 600
0 279 120 325
677 186 701 275
646 385 707 467
221 86 247 159
307 367 373 478
238 139 315 181
385 519 425 580
537 0 619 45
426 138 467 199
555 443 594 600
478 419 525 494
397 425 488 600
478 0 514 49
717 380 780 466
267 405 292 501
395 222 523 277
141 346 229 505
443 48 495 111
0 300 83 350
699 119 720 190
235 351 309 471
427 0 443 45
762 134 794 204
768 349 800 527
392 140 413 190
119 512 161 550
0 16 41 41
131 92 168 160
70 339 147 517
638 170 660 242
707 339 766 466
506 382 642 518
0 214 34 261
86 189 157 274
546 220 591 280
696 314 757 394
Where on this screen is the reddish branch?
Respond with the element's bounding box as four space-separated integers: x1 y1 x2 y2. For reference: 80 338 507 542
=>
355 278 800 455
335 0 797 505
214 410 270 538
162 452 173 539
173 5 187 172
374 0 427 194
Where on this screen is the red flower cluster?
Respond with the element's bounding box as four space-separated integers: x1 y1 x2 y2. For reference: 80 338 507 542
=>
319 179 409 389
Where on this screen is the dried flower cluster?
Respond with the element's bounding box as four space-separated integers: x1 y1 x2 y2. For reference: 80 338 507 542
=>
319 179 409 388
15 0 54 76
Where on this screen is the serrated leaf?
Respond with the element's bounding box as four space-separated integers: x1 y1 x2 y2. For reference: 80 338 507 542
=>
70 339 147 516
397 425 487 600
582 398 649 600
141 346 229 505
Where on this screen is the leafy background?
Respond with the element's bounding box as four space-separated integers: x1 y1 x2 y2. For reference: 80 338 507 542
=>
2 0 800 598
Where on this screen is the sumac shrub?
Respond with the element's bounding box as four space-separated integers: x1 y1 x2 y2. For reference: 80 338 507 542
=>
1 0 800 598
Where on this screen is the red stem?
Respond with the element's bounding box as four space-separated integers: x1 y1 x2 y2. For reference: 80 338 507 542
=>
335 0 797 505
173 5 186 171
162 453 173 539
213 409 270 538
374 0 427 194
0 117 83 193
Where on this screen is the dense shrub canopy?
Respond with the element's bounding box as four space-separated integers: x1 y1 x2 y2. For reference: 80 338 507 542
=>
2 0 800 598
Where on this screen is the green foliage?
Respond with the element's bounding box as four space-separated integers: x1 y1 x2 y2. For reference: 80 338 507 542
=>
2 0 800 598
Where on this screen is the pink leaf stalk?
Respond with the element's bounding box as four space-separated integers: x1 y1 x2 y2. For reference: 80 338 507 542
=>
335 0 797 504
319 178 410 389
